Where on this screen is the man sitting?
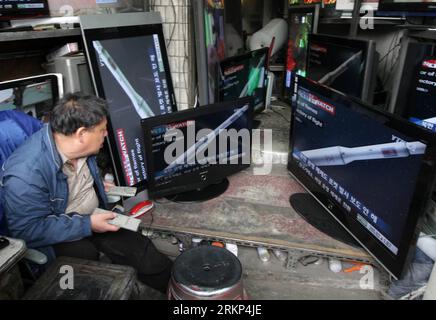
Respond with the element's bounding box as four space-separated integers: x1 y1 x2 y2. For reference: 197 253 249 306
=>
1 93 172 293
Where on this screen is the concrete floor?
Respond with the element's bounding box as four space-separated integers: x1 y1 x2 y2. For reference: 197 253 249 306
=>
132 236 387 300
126 103 393 300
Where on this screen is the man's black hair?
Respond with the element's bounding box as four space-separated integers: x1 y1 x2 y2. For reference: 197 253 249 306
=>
50 93 109 135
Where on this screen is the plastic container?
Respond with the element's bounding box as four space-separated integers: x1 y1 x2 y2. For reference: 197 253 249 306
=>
273 249 287 263
225 243 238 257
328 258 342 273
257 247 270 263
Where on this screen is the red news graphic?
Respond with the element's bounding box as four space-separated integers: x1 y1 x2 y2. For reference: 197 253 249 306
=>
224 64 244 76
308 93 336 115
167 120 195 131
309 44 327 54
422 60 436 69
116 128 134 186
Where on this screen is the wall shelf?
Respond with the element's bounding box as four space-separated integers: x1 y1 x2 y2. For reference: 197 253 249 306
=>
0 28 81 43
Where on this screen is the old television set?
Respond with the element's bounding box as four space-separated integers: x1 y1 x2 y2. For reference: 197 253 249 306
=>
218 48 269 115
81 12 178 189
44 53 94 96
284 5 320 101
142 97 254 202
288 75 436 279
0 73 63 121
0 0 49 21
306 34 378 103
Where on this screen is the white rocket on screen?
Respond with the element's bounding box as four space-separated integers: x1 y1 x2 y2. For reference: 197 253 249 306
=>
301 141 426 166
93 41 154 119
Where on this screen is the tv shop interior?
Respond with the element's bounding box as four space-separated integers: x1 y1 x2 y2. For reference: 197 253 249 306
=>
1 0 436 301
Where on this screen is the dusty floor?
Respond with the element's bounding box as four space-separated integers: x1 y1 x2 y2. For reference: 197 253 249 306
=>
132 236 387 300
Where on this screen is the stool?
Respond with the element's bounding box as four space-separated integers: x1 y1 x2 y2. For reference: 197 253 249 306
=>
23 256 136 300
0 238 26 299
168 246 247 300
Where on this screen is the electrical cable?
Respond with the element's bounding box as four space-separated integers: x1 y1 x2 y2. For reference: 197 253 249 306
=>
166 0 177 50
378 42 401 64
382 31 399 84
383 32 402 88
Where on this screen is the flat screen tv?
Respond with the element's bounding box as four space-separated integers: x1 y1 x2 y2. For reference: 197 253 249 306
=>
142 97 253 202
389 41 436 118
193 0 226 106
0 73 63 121
284 5 319 100
0 0 49 21
306 34 378 103
399 54 436 131
288 75 436 279
81 12 178 188
218 48 269 115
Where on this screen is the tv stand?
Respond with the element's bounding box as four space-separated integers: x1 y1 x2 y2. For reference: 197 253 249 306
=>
289 193 360 248
166 178 229 203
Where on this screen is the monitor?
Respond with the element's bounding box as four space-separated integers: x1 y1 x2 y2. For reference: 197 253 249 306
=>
406 57 436 131
81 12 178 188
390 41 436 131
193 0 226 106
389 38 436 120
0 73 63 121
306 34 378 103
0 0 49 21
218 48 269 115
288 75 436 279
378 0 436 16
284 5 319 100
142 97 254 202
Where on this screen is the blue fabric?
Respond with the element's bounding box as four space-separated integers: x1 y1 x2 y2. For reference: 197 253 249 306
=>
0 123 108 262
0 110 43 235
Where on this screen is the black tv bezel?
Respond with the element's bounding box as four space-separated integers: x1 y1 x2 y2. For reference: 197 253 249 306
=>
0 73 61 112
82 23 178 189
0 0 49 21
403 55 436 123
142 97 254 199
378 0 436 13
306 33 375 102
284 4 320 94
288 75 436 279
218 47 269 115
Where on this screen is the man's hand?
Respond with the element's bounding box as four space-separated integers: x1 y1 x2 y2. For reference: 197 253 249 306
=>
90 212 120 233
103 180 115 193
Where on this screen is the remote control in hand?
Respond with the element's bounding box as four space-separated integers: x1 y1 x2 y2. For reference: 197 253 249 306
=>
93 208 141 232
106 186 137 197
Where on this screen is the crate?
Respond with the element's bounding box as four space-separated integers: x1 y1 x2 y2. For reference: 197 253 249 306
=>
23 256 136 300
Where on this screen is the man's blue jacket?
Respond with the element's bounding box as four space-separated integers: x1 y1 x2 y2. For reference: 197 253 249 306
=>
0 110 43 235
0 123 108 261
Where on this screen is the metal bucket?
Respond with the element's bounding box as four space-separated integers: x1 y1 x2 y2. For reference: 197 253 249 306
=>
167 246 248 300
